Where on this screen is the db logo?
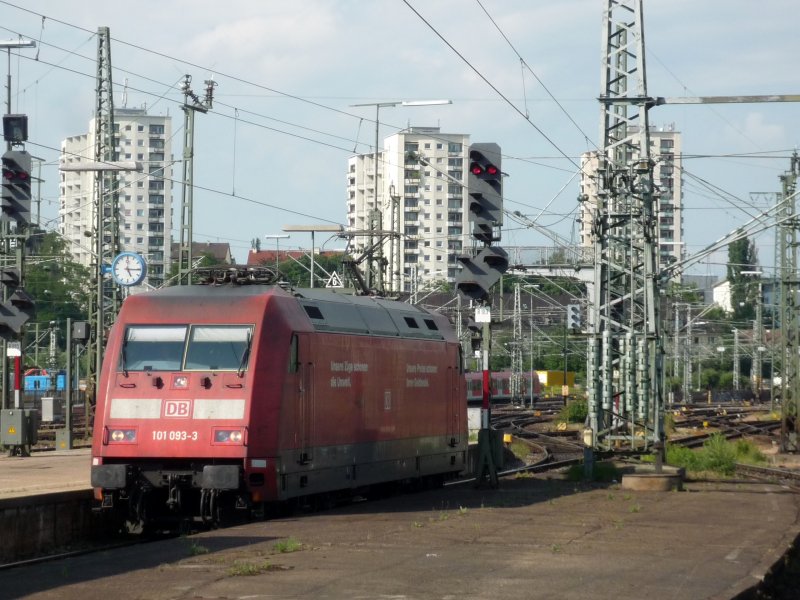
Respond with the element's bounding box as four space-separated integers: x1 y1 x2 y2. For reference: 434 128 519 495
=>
164 400 191 418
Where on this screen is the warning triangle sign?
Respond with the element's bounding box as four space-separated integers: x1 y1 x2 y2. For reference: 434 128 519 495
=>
326 271 343 288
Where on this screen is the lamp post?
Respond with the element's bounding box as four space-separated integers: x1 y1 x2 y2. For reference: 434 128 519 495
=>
350 99 451 291
282 225 343 288
264 234 289 273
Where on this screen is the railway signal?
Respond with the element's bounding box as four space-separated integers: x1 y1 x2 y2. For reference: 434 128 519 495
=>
567 303 582 332
467 143 502 243
1 149 32 226
0 266 35 340
455 246 509 302
2 114 28 144
459 142 506 489
456 143 507 303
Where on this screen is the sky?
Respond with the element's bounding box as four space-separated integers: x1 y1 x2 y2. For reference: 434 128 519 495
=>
1 0 798 277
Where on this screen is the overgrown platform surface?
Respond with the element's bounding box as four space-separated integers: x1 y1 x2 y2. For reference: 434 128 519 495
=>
0 475 797 599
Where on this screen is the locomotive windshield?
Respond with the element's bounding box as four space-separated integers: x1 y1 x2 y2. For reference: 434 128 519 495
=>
121 324 253 372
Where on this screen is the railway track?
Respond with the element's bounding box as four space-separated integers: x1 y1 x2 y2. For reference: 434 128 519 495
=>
734 463 800 486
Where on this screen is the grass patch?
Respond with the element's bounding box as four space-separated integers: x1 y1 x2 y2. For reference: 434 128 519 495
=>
227 560 273 577
566 460 620 482
187 541 209 556
663 411 675 436
734 439 766 465
273 538 302 554
508 439 532 461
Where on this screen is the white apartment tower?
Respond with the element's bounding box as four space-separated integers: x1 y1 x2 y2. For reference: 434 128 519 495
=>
347 127 471 293
59 108 173 288
578 124 683 272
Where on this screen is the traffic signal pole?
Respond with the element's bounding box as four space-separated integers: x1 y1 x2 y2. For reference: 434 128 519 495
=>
475 316 498 489
455 143 507 489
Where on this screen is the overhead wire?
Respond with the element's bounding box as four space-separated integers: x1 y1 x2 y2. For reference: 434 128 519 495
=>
5 0 792 260
25 140 345 227
4 0 596 232
474 0 598 153
401 0 590 246
401 0 583 174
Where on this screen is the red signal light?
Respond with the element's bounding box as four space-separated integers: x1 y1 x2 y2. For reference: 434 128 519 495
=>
470 162 499 177
2 168 29 182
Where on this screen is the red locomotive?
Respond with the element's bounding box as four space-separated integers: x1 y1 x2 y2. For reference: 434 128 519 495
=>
91 274 467 529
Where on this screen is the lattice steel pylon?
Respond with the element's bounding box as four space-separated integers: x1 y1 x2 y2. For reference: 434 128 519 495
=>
586 0 662 450
87 26 120 396
778 152 800 452
510 283 523 404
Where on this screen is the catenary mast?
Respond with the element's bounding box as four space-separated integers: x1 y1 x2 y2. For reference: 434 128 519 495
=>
587 0 662 451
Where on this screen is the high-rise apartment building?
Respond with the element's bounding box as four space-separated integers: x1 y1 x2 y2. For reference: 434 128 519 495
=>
347 127 471 293
578 124 683 272
59 107 173 288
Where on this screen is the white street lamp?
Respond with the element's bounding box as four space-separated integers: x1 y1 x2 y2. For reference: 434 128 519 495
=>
0 38 36 116
350 99 452 291
282 225 344 288
264 234 290 274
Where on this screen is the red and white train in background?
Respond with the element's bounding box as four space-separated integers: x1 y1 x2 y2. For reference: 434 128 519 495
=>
464 370 541 405
91 278 466 529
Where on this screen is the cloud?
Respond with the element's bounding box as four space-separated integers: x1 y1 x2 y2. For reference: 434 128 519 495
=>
723 112 787 152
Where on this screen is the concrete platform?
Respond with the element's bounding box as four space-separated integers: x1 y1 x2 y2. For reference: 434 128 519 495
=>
0 473 797 599
0 448 91 500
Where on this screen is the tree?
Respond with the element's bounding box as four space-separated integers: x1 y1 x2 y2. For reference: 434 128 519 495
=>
727 237 759 322
25 232 91 322
264 252 344 288
24 231 91 351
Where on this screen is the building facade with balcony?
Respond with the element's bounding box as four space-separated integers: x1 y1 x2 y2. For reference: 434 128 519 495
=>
59 107 173 288
346 127 471 293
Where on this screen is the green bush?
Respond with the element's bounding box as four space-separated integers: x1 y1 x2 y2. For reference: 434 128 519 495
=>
666 443 702 471
702 433 737 476
558 398 588 423
666 434 766 476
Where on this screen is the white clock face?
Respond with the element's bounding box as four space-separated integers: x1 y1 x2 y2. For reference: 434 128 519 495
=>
113 254 146 285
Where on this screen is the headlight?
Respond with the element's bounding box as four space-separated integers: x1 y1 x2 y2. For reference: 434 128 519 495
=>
108 428 137 443
214 429 244 444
